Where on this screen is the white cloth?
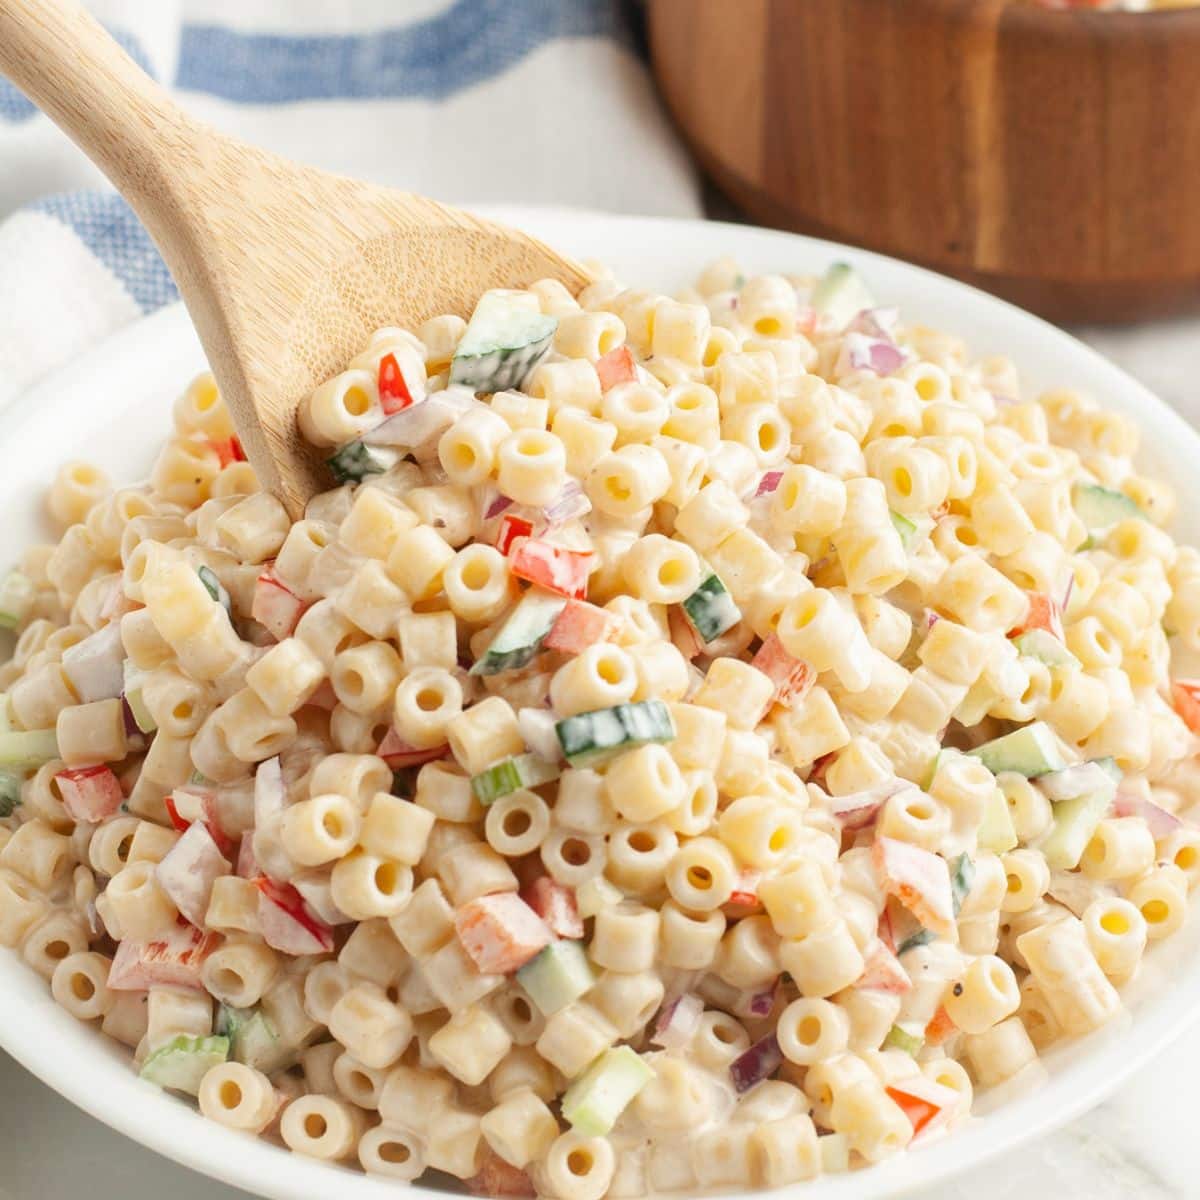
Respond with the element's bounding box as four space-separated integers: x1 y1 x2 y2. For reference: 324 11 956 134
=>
0 0 700 411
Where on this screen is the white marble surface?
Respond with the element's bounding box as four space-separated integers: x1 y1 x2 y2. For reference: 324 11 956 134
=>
3 318 1200 1200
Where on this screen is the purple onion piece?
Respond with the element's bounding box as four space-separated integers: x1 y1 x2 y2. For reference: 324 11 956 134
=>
1113 793 1181 839
1061 570 1075 615
120 694 140 739
540 480 591 529
754 470 784 499
734 979 780 1019
651 992 703 1050
730 1033 783 1094
484 492 515 521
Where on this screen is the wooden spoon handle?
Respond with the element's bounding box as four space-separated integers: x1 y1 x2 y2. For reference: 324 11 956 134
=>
0 0 192 209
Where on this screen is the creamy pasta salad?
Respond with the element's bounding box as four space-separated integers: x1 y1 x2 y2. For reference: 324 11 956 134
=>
1 258 1199 1199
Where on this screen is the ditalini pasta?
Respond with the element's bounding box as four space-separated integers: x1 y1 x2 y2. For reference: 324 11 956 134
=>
1 260 1198 1196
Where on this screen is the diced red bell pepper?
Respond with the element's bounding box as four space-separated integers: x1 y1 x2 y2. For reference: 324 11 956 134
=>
1010 592 1065 642
164 794 190 834
255 876 335 956
156 821 231 928
377 727 449 769
873 837 956 937
208 436 247 468
508 538 592 600
467 1153 537 1198
168 788 234 858
455 892 551 975
251 571 308 641
751 635 816 708
521 877 583 939
924 1005 958 1046
56 765 124 822
543 599 616 655
378 352 416 415
108 922 219 990
856 940 912 993
723 869 763 918
495 514 535 557
595 345 637 391
886 1076 960 1139
1171 680 1200 734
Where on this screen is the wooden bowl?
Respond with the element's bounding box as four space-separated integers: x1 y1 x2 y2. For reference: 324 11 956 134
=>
648 0 1200 323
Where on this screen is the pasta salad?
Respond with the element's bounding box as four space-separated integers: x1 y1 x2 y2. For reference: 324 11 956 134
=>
1 258 1199 1199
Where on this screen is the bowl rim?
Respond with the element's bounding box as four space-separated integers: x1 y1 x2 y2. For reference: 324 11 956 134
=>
3 205 1200 1200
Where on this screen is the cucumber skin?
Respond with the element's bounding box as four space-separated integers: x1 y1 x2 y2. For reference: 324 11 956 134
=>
681 573 741 643
555 700 675 765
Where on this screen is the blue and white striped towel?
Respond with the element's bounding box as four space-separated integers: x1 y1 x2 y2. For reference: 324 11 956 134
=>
0 0 699 411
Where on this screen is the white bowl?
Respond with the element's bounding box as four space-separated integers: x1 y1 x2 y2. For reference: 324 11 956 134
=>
2 208 1199 1200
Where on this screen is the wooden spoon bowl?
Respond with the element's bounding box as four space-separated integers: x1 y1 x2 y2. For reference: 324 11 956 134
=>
0 0 591 514
649 0 1200 325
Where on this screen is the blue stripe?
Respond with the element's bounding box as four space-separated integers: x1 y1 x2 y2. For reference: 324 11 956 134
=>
31 192 178 313
0 28 156 122
176 0 627 104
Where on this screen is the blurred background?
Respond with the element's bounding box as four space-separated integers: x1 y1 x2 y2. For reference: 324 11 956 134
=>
1 1 1199 1198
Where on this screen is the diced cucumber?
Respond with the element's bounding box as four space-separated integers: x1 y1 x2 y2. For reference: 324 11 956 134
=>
950 853 974 916
197 566 232 614
122 660 157 735
471 590 567 676
516 939 595 1016
0 570 34 630
1072 483 1143 533
1039 772 1118 870
978 785 1019 853
217 1004 291 1073
471 752 561 804
555 700 676 766
922 748 947 792
810 262 875 330
889 510 934 553
896 927 934 956
680 570 741 643
1013 629 1078 669
0 729 59 771
0 770 21 818
561 1045 654 1133
327 439 402 485
968 721 1066 778
884 1023 925 1057
450 291 558 393
139 1034 229 1095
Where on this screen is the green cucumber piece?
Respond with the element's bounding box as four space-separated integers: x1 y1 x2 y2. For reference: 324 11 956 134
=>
1013 629 1078 669
950 853 974 916
197 565 232 614
968 721 1066 778
889 510 934 553
1072 483 1143 533
883 1023 925 1057
897 927 934 956
471 590 567 676
978 786 1019 853
561 1045 654 1133
810 262 875 330
450 292 558 393
1039 773 1119 871
516 939 595 1017
680 570 741 643
0 770 21 818
139 1034 229 1095
218 1004 291 1073
0 570 34 631
327 440 402 485
0 729 59 771
471 752 561 804
555 700 675 766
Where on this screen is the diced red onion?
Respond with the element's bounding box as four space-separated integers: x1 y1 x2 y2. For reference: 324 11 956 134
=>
925 609 941 631
831 783 904 831
651 992 703 1050
1038 761 1114 803
849 307 900 339
837 331 906 378
254 757 286 828
1061 570 1075 615
364 387 473 448
518 707 561 762
1047 871 1109 917
292 870 353 926
730 1033 783 1093
734 979 779 1018
754 470 784 499
539 480 591 529
485 492 515 521
61 623 125 703
1113 793 1182 838
120 695 140 739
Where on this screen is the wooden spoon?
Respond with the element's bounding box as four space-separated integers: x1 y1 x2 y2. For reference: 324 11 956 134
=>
0 0 593 515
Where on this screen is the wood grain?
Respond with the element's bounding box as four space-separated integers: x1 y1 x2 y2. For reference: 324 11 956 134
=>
0 0 592 515
649 0 1200 323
